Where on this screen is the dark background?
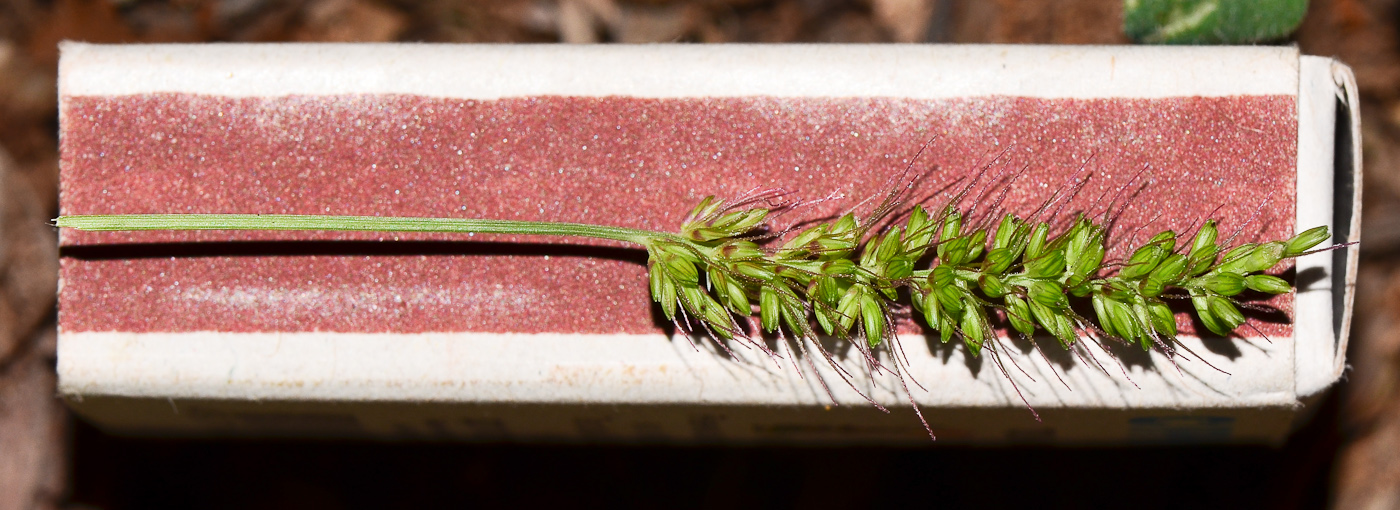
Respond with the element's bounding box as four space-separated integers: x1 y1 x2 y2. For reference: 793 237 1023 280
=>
1 0 1396 508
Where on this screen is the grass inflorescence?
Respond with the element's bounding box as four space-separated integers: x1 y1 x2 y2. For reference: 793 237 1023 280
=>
655 190 1326 356
56 179 1330 439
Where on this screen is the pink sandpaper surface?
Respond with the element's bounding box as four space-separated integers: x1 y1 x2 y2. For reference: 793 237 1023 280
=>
59 94 1297 335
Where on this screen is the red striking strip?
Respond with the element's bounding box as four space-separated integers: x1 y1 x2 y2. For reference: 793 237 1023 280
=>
59 94 1297 334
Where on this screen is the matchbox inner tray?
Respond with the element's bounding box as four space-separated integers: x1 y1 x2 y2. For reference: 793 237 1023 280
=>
56 44 1361 444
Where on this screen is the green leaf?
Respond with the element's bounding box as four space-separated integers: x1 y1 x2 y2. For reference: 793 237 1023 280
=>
703 306 735 340
1124 0 1308 45
687 227 730 242
708 266 727 289
860 232 884 267
1187 225 1219 276
916 289 951 339
1092 292 1144 342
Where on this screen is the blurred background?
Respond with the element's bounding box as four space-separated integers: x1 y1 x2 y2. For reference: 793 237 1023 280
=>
0 0 1395 508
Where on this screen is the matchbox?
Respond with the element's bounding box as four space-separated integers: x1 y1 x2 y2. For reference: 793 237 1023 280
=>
56 44 1361 444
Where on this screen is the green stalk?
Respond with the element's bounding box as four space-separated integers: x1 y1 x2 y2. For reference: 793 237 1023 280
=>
55 214 676 247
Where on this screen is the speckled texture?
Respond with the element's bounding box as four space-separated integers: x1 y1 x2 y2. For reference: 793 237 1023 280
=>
59 94 1297 334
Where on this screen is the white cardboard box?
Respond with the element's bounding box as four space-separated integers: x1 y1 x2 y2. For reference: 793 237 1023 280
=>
57 44 1361 444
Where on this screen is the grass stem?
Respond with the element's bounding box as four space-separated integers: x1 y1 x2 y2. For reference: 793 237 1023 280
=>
55 214 674 246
